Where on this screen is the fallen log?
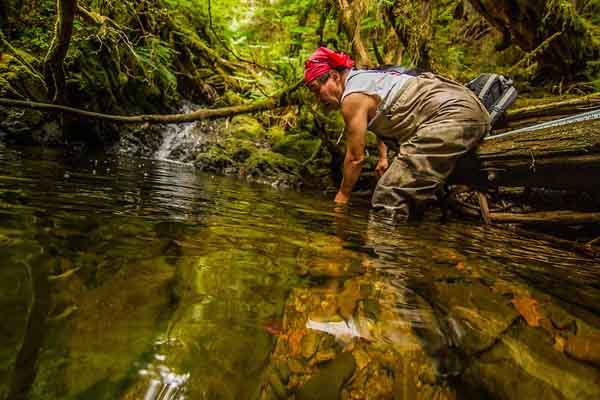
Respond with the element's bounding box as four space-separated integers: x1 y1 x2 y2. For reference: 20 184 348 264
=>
495 94 600 132
451 114 600 191
504 93 600 123
448 195 600 257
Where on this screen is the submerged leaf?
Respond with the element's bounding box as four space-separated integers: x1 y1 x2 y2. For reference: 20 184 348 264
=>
511 296 543 327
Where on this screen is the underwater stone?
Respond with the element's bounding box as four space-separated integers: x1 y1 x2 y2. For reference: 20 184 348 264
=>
287 358 305 374
463 322 600 400
301 331 319 359
274 359 291 384
565 335 600 366
427 281 519 355
295 351 356 400
267 368 287 399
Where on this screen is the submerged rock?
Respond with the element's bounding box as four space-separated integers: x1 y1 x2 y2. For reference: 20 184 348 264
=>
565 335 600 367
425 280 520 356
463 321 600 400
295 351 356 400
257 257 456 400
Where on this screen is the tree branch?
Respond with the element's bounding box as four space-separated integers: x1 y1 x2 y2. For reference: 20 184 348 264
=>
0 80 303 124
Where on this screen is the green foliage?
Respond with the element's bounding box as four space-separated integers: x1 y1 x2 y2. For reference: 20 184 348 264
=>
244 148 301 177
132 37 179 97
15 26 50 51
2 0 599 129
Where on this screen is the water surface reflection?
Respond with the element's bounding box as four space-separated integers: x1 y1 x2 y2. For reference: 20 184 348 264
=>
1 145 599 400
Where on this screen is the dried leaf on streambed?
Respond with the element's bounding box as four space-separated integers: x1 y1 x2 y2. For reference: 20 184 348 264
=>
511 296 544 327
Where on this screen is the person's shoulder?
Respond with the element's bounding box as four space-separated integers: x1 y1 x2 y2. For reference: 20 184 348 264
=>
347 68 384 78
341 92 378 116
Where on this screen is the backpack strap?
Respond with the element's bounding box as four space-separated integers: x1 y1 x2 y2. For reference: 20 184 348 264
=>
478 73 499 103
489 86 518 126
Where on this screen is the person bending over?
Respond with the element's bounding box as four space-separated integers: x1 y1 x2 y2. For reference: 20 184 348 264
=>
304 47 490 221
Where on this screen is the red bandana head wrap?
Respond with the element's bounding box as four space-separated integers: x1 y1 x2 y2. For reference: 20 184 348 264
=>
304 47 354 83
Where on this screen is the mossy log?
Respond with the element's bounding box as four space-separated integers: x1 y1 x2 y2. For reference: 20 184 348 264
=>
501 94 600 131
451 117 600 191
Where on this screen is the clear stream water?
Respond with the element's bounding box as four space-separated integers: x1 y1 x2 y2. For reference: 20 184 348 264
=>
1 143 600 400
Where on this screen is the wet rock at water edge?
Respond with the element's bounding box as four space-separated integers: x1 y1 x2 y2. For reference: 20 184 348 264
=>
295 351 356 400
116 124 165 157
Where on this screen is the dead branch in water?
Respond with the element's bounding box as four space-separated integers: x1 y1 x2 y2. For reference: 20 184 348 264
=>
449 194 600 258
489 210 600 224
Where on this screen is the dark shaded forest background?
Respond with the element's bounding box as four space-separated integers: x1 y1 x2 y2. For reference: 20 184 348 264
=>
0 0 599 156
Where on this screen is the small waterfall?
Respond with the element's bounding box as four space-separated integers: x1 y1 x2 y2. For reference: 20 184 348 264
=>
155 102 216 164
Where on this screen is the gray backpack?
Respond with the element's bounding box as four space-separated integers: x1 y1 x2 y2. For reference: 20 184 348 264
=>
466 73 518 127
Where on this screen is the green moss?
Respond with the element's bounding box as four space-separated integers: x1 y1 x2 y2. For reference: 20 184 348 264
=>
243 149 300 177
218 90 246 106
266 126 285 145
272 132 321 162
221 137 258 162
229 115 266 140
195 145 235 171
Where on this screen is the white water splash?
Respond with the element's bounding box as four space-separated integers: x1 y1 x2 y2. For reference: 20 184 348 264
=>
155 102 213 164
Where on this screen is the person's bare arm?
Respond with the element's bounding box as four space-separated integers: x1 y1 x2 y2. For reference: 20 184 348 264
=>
335 93 379 204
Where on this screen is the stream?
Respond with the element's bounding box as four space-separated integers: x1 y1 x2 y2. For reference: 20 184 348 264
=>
1 140 600 400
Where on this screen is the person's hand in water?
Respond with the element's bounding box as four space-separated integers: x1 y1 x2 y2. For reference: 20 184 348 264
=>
375 156 389 177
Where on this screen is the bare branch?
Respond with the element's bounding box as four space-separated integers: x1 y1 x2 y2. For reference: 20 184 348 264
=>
0 80 303 124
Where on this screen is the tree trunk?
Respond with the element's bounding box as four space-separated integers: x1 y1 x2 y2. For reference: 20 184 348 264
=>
466 0 599 80
289 7 310 57
43 0 78 103
336 0 373 67
385 0 433 70
451 117 600 191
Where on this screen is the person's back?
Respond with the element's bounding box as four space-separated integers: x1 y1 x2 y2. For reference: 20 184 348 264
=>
342 69 415 115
